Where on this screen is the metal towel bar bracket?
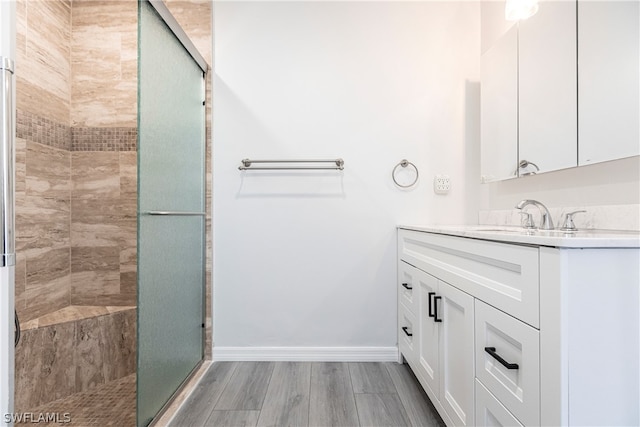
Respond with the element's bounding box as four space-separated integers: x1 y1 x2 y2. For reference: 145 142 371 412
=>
239 158 344 171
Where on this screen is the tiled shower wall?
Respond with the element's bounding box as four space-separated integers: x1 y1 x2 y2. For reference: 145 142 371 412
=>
69 0 138 307
15 0 72 322
15 0 138 322
15 0 213 359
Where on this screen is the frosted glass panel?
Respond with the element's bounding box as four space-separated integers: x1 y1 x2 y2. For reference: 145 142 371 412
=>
137 2 205 426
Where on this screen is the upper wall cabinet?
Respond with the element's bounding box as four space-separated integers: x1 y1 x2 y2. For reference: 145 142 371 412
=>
578 1 640 166
480 0 640 183
519 1 577 175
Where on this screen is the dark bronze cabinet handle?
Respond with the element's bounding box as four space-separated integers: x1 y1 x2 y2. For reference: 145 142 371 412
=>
402 326 413 337
401 282 412 290
433 296 442 322
484 347 519 369
428 292 435 318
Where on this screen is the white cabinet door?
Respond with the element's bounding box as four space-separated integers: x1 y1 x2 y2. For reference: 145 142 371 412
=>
578 0 640 165
480 24 518 183
519 0 577 174
439 281 475 427
417 269 440 398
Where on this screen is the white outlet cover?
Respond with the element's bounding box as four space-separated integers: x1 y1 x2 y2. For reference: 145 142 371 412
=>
434 174 451 194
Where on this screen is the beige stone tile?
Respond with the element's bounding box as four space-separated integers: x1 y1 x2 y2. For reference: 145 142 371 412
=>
71 79 137 127
23 247 71 322
25 142 70 199
72 30 122 82
119 151 137 199
100 293 136 306
71 198 134 249
74 316 105 392
21 0 71 109
71 152 120 199
14 327 43 410
16 137 26 199
71 246 119 273
105 306 136 314
119 271 136 296
70 293 97 306
71 267 121 300
166 0 213 66
39 322 77 404
16 195 70 253
101 310 136 382
15 253 27 316
16 77 70 124
73 305 109 319
71 0 137 32
35 306 78 328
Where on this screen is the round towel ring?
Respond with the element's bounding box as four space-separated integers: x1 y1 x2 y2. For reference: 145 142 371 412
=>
392 159 419 188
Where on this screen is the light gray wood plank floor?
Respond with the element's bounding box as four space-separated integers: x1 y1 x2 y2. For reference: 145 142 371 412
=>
170 362 445 427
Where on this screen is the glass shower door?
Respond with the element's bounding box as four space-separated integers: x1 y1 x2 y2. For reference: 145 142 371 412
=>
137 2 205 425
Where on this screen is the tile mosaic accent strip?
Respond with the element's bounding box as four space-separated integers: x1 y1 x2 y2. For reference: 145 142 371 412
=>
16 110 138 152
71 127 137 152
16 110 71 151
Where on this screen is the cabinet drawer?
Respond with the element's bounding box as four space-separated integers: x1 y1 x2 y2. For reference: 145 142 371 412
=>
398 261 419 316
398 305 417 365
398 229 539 327
475 300 539 426
475 379 524 427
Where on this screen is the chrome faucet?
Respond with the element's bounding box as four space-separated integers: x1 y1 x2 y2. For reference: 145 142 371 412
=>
515 199 555 230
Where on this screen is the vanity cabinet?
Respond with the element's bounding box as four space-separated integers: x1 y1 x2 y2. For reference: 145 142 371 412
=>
400 263 475 426
398 227 640 426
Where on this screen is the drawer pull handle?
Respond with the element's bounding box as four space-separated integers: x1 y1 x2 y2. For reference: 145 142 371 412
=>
484 347 519 369
401 283 412 290
433 296 442 323
428 292 435 318
402 326 413 337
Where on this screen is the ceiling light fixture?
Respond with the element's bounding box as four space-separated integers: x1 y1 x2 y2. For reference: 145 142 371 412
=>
505 0 540 21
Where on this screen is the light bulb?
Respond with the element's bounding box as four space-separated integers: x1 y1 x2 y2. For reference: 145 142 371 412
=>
505 0 539 21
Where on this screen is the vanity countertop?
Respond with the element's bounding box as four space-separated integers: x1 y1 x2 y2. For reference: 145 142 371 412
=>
398 224 640 248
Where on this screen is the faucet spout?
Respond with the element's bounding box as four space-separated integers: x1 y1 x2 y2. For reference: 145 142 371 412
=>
515 199 555 230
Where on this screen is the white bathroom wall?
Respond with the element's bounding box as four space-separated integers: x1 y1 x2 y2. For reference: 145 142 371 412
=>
213 1 480 355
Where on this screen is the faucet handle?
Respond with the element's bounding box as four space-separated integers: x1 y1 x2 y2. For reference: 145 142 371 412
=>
560 210 587 231
519 211 536 229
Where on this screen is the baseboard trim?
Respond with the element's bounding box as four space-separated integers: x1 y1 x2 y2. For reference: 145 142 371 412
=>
212 346 399 362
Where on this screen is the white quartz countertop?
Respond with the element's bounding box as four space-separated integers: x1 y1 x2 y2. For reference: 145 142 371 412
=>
398 224 640 248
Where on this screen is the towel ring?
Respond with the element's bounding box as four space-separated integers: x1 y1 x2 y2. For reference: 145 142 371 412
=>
392 159 419 188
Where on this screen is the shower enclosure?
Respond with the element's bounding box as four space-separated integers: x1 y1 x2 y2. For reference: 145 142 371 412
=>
137 1 207 425
1 0 212 425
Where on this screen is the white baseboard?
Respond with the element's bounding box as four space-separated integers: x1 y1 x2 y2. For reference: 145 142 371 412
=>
212 346 400 362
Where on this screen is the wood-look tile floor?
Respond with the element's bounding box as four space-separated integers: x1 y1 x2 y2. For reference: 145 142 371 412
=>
170 362 445 427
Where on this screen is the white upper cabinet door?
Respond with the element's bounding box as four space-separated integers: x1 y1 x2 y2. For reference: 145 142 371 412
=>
481 24 518 183
518 0 577 175
578 1 640 165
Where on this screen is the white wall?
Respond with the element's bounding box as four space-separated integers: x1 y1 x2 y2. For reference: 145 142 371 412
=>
213 1 480 351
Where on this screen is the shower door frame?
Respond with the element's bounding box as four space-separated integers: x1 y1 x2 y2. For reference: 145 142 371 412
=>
137 1 208 425
0 1 15 423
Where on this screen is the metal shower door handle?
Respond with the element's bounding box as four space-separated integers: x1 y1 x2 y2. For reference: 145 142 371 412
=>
144 211 206 216
0 57 15 267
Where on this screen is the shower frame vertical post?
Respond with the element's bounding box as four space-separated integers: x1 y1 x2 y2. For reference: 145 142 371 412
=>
0 1 16 424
